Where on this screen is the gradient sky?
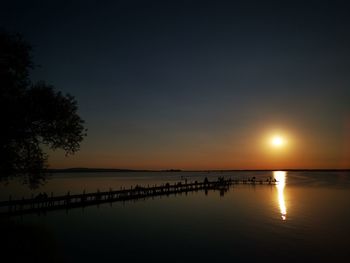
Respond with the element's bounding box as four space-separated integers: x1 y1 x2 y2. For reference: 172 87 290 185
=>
1 0 350 169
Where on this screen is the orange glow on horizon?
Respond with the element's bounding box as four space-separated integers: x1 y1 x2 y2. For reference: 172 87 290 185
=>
47 125 350 170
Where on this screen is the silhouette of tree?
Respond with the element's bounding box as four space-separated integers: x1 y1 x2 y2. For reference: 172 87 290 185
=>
0 31 86 188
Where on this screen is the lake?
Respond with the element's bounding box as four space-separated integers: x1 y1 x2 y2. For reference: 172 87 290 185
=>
1 171 350 262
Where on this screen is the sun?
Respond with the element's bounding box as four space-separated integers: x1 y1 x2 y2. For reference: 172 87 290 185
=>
271 136 284 147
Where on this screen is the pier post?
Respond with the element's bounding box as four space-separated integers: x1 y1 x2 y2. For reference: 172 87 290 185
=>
21 197 24 212
66 191 70 206
50 192 53 207
8 195 12 213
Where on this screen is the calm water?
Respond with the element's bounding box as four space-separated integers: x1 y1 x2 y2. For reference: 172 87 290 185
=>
1 171 350 262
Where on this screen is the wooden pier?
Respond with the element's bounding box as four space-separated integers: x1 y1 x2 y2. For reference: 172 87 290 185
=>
0 177 276 216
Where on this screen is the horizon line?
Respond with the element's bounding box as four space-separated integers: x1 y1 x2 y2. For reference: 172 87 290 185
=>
48 167 350 173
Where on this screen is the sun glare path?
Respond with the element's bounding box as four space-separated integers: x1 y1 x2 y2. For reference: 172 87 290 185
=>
274 171 287 220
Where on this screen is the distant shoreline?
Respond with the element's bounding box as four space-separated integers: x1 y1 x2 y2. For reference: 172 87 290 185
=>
48 168 350 173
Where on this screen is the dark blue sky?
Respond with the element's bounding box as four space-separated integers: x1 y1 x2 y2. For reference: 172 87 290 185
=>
2 0 350 169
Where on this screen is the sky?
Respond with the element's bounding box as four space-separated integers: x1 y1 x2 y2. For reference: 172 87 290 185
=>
1 0 350 169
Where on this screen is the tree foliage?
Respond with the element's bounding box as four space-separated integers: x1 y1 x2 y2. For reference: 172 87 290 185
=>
0 31 86 187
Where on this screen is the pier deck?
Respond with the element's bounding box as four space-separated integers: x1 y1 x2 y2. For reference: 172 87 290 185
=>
0 177 276 216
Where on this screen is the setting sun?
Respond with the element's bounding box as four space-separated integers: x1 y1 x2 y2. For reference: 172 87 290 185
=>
271 136 285 147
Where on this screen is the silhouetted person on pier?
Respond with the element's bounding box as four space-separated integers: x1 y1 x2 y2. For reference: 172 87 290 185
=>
35 192 48 200
218 176 224 183
204 177 209 185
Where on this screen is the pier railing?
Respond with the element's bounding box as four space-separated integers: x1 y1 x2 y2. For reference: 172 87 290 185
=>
0 177 276 216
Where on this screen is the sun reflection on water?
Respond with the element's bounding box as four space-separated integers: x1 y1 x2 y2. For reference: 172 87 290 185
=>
274 171 287 220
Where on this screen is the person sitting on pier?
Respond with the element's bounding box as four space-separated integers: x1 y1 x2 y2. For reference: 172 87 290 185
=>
218 176 225 183
35 192 48 200
135 184 142 190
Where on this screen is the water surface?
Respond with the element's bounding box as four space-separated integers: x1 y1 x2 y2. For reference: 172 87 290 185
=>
1 171 349 262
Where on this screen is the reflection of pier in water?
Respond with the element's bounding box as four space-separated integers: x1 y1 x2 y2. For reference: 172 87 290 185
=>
0 177 276 216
